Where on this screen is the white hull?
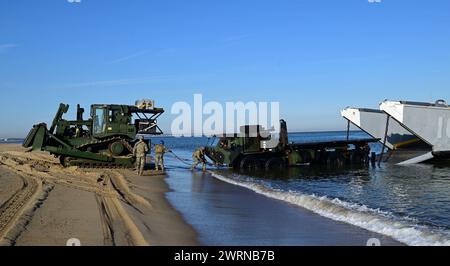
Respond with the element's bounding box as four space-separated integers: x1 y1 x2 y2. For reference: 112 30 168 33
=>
380 100 450 154
342 105 436 165
341 108 423 150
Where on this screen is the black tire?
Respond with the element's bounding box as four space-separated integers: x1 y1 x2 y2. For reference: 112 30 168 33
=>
210 150 225 165
239 156 262 170
265 157 286 170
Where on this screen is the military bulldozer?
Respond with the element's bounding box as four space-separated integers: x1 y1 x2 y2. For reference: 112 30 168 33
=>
205 120 378 170
23 100 164 168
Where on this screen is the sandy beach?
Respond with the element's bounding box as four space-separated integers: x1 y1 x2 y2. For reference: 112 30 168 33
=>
0 144 197 246
0 143 403 246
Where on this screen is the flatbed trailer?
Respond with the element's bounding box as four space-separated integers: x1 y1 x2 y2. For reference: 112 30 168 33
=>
288 139 378 150
205 120 378 170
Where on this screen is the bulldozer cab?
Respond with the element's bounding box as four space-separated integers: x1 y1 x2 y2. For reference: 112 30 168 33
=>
90 104 164 138
90 104 131 138
92 106 107 135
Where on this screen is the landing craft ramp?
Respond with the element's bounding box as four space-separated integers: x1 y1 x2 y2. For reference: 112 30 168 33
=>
341 108 423 150
341 107 432 165
380 100 450 161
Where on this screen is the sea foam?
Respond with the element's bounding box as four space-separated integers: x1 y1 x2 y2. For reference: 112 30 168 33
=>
211 172 450 246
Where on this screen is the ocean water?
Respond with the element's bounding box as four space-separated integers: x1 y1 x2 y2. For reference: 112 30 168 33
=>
5 133 450 245
0 138 24 144
147 132 450 246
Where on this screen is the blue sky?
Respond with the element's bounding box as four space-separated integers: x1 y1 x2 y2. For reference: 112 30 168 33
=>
1 0 450 137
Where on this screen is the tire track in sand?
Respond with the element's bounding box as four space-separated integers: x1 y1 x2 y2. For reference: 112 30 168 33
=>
0 169 38 237
1 151 150 246
94 170 150 246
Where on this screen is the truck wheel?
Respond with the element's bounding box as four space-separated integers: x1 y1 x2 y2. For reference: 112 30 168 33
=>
265 157 286 170
212 151 225 165
240 156 262 170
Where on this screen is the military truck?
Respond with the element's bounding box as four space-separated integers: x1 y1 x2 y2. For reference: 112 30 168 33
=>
205 120 377 170
23 100 164 168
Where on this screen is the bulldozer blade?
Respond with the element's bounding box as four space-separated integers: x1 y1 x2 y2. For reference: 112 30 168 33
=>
23 123 47 151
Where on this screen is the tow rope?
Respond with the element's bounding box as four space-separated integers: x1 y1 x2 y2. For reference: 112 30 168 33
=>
149 141 216 167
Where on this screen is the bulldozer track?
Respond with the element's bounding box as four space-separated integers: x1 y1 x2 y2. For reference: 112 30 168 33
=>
71 161 133 169
75 136 134 153
60 154 136 169
53 136 138 169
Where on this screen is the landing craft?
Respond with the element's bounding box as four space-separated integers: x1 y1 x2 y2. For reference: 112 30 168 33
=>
342 99 450 165
380 100 450 163
341 107 432 164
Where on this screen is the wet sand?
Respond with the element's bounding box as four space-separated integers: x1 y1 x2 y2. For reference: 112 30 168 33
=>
0 144 197 246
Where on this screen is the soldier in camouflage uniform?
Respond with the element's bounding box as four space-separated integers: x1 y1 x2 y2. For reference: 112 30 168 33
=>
191 147 207 172
154 140 169 171
133 136 149 176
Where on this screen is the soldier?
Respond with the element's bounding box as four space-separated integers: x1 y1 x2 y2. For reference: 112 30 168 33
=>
191 147 207 172
154 140 169 171
362 143 371 164
133 136 149 176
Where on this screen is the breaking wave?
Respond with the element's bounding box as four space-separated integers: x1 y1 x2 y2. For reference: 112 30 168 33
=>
211 172 450 246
